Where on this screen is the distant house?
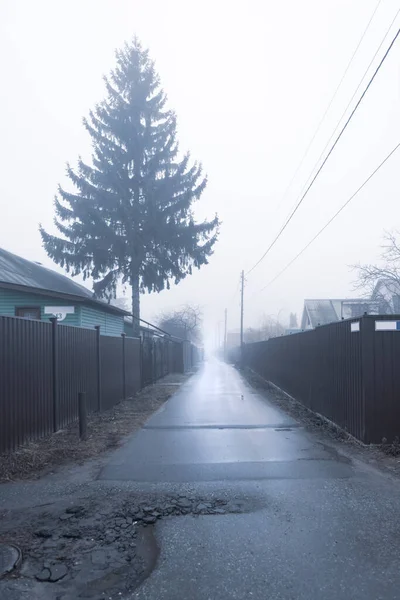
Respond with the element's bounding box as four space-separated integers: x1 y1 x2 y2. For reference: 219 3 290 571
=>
300 298 380 330
0 248 129 335
371 280 400 314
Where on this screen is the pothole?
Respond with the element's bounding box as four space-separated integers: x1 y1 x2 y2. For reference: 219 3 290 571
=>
1 496 245 598
0 543 22 578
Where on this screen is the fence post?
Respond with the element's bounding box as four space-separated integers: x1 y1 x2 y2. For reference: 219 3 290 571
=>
50 317 59 432
140 337 143 390
122 333 126 399
95 325 102 412
78 392 87 440
360 315 375 443
152 339 155 383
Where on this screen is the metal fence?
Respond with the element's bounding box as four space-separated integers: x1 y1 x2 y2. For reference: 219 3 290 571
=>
140 334 198 387
241 315 400 444
0 316 54 454
0 317 140 453
0 314 202 454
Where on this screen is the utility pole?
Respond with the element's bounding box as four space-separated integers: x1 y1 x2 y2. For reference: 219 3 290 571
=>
224 308 227 360
240 270 244 363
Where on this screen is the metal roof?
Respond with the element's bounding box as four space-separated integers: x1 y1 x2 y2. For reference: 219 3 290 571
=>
304 300 338 328
0 248 129 316
302 298 380 329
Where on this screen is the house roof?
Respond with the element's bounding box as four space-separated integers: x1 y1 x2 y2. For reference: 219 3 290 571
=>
302 300 338 328
372 279 400 298
302 298 380 329
0 248 129 316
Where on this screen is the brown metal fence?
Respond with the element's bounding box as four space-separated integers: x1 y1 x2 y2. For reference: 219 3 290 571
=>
125 337 141 399
140 334 197 386
241 315 400 444
57 324 98 429
100 335 124 411
0 316 53 454
0 315 198 454
0 316 141 453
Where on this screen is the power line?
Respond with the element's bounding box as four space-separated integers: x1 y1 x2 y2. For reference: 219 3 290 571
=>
246 22 400 277
255 142 400 294
291 4 400 212
273 0 383 215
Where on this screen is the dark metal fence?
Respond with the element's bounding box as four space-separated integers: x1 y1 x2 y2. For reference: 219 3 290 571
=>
0 316 54 454
241 315 400 444
0 314 201 454
125 336 141 399
57 323 98 428
0 317 140 453
140 334 198 386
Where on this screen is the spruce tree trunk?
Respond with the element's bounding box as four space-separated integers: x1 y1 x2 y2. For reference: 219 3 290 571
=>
131 273 140 338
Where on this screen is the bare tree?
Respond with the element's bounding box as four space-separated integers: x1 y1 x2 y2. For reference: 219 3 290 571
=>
353 231 400 311
158 304 203 343
243 315 285 342
259 315 285 339
243 327 263 343
289 312 298 328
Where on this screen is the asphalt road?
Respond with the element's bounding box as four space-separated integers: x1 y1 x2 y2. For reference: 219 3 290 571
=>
98 359 400 600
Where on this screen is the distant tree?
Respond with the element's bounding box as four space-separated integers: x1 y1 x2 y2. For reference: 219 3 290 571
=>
259 315 285 340
289 312 298 328
353 231 400 303
40 38 219 336
243 327 263 343
158 304 202 342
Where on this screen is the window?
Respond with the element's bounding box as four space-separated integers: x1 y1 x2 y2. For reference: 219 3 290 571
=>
15 307 41 320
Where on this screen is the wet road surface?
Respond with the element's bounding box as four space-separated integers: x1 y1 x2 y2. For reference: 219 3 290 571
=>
98 359 400 599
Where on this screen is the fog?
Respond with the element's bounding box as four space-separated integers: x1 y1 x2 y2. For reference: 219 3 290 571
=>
1 0 399 345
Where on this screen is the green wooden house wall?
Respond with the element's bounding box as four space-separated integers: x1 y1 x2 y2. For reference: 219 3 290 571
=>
0 288 124 335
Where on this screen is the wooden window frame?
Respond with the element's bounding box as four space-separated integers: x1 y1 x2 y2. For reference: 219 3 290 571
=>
15 306 41 320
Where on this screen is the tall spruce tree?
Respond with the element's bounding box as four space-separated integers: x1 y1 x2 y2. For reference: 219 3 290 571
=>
40 39 219 335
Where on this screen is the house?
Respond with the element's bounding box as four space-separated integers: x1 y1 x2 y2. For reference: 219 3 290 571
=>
0 248 129 335
301 298 380 330
371 279 400 314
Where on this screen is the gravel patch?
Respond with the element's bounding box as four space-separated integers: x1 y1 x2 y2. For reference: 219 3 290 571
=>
0 493 245 598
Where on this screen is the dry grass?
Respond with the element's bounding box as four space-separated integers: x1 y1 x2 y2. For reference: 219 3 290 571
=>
0 373 189 483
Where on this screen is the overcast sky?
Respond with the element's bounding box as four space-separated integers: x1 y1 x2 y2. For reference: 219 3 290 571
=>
1 0 399 344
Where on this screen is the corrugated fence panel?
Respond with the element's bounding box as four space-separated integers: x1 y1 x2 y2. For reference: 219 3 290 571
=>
1 315 196 454
313 321 363 441
0 316 53 453
246 321 366 441
57 324 97 428
101 335 124 410
141 336 153 387
372 319 400 443
243 316 400 443
125 337 141 397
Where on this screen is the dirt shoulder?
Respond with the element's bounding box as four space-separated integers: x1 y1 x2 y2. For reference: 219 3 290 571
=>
241 366 400 479
0 372 191 484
